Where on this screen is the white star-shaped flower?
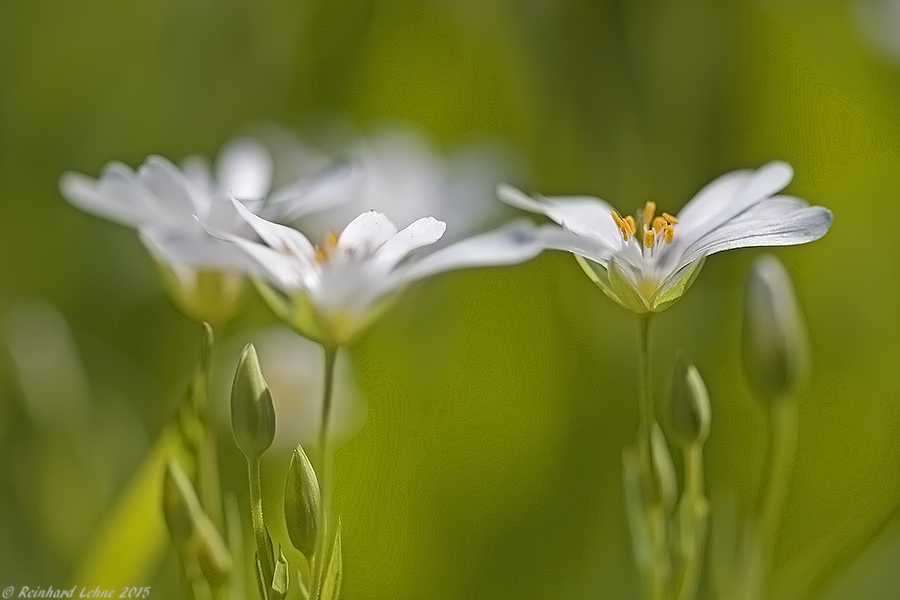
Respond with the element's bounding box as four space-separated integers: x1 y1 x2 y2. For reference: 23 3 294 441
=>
499 161 833 313
213 201 543 346
59 137 351 321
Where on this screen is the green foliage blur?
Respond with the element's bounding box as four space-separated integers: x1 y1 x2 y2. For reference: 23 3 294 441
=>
1 0 899 598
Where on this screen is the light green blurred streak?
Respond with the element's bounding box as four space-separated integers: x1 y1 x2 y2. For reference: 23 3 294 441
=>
71 426 187 589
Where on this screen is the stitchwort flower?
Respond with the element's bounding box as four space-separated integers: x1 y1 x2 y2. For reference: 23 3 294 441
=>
499 161 833 314
60 136 350 322
210 200 543 348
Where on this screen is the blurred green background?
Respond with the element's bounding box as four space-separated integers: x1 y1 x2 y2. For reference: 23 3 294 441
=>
1 0 899 598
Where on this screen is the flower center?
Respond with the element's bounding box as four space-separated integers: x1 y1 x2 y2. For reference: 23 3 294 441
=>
611 201 677 253
314 231 339 263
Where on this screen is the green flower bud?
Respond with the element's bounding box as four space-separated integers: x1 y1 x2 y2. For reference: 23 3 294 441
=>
163 461 232 587
231 344 276 459
163 460 201 545
650 423 677 511
284 445 321 561
742 254 809 401
667 352 711 446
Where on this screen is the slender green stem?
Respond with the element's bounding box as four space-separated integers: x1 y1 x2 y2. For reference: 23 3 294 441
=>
316 346 338 472
758 398 798 564
676 444 708 600
248 456 274 598
744 396 798 600
316 345 339 515
194 324 223 529
636 315 654 474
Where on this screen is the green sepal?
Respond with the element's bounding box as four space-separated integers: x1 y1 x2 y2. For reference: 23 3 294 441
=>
317 521 343 600
650 256 706 312
271 544 290 599
574 255 622 307
608 258 652 314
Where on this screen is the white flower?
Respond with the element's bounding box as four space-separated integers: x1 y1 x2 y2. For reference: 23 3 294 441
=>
279 124 521 244
212 201 543 346
59 137 351 321
499 161 833 314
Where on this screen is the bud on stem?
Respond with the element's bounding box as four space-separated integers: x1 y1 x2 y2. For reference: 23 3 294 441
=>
742 254 809 401
667 352 711 447
231 344 276 459
284 444 322 562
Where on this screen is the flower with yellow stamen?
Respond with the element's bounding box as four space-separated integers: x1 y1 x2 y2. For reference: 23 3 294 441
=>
498 161 833 314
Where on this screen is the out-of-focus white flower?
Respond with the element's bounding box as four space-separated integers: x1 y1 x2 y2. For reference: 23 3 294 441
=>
854 0 900 62
282 124 522 244
219 327 365 450
500 162 833 314
60 137 350 322
212 201 543 346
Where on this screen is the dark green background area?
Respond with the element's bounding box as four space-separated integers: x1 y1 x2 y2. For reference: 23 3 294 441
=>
1 0 899 598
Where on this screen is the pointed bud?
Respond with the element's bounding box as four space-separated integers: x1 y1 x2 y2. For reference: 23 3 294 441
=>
667 352 711 446
742 255 809 401
191 519 233 589
284 445 321 561
163 460 201 545
231 344 276 459
650 423 678 511
163 461 232 587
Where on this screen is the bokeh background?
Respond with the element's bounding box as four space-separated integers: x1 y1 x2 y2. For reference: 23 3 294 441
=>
2 0 899 598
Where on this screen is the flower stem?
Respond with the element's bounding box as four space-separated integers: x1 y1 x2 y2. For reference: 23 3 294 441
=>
636 315 654 471
247 456 274 598
747 396 798 599
676 444 709 600
315 345 338 500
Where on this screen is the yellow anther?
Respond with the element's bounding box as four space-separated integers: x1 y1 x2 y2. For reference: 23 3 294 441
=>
624 215 636 237
643 201 656 226
611 211 628 240
662 212 678 224
314 230 340 262
643 229 655 249
652 216 666 233
664 224 674 244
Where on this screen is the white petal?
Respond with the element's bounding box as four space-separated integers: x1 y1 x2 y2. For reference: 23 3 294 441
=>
400 220 543 282
372 217 446 270
536 225 616 265
181 156 214 196
498 184 622 248
60 168 146 226
264 160 359 221
139 227 262 274
336 211 399 257
230 198 317 262
216 137 273 201
137 156 205 222
675 161 793 243
674 198 833 271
